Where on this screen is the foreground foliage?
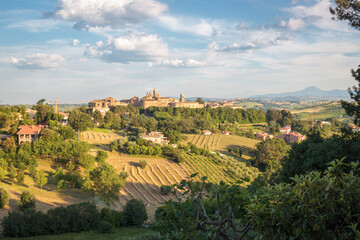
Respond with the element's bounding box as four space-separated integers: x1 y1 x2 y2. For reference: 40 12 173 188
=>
154 160 360 239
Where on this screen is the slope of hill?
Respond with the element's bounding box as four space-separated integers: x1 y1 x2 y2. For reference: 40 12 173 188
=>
251 86 348 100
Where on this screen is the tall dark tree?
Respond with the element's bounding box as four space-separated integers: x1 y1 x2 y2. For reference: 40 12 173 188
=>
330 0 360 30
341 66 360 126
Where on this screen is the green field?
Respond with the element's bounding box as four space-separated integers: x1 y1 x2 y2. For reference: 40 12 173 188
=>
2 227 156 240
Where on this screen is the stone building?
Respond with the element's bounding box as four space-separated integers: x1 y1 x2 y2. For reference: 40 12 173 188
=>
140 131 169 144
170 93 204 108
276 132 305 144
138 88 177 108
91 97 128 115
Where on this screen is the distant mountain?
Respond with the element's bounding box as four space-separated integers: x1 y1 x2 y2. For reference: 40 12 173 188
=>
251 86 349 100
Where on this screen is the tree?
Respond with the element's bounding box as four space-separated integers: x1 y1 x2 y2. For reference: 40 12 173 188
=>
35 170 47 190
93 110 103 126
123 199 148 226
254 138 290 172
18 191 35 211
330 0 360 30
196 97 205 104
68 110 93 140
90 163 124 206
139 160 147 169
0 188 9 208
16 171 25 186
341 65 360 126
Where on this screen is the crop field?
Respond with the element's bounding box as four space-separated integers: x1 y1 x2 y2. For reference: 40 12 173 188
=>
105 152 190 220
181 154 233 183
81 131 123 144
182 134 260 160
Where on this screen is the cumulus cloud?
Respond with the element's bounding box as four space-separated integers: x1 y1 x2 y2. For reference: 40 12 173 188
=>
279 18 306 31
157 15 218 36
85 33 168 63
72 39 80 46
208 37 285 54
11 53 65 69
53 0 167 30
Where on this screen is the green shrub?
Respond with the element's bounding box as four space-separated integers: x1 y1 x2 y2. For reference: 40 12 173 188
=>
139 160 147 169
0 188 9 208
96 150 108 163
119 171 129 179
123 199 148 226
98 221 113 233
160 185 172 195
18 191 35 211
100 207 124 228
2 209 49 237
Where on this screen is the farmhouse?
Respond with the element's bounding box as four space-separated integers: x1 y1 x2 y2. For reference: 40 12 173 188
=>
254 132 273 141
279 125 291 134
203 130 212 135
222 131 231 135
91 97 128 115
17 125 46 144
276 132 305 144
349 124 360 133
140 131 169 145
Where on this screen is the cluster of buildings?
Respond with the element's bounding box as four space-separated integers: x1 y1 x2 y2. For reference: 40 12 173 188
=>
91 88 205 115
255 125 306 144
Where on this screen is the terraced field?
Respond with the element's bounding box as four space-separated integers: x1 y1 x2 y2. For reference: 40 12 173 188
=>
81 131 122 144
105 153 190 220
183 134 260 159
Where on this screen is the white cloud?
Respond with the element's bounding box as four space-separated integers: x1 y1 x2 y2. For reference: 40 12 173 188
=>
157 15 218 36
7 19 68 32
11 53 65 69
54 0 167 30
72 39 80 46
85 33 168 63
281 18 306 31
153 58 210 68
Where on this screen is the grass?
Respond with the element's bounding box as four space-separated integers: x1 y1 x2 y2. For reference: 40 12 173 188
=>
87 127 117 134
2 227 156 240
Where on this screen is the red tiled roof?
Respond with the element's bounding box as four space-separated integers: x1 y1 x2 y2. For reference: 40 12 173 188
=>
17 125 44 135
203 130 212 133
350 124 360 130
280 126 291 130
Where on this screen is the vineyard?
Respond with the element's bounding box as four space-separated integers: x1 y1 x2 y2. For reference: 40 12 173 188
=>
182 134 260 159
81 131 122 144
180 154 233 183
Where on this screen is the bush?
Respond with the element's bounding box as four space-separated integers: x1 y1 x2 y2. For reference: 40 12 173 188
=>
133 231 162 240
2 209 49 237
98 221 113 233
120 171 129 179
160 185 172 195
0 188 9 208
123 199 148 226
139 160 148 169
100 207 124 228
96 150 108 163
18 191 35 211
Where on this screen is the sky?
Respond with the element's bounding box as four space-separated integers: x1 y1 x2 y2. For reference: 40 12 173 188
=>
0 0 359 104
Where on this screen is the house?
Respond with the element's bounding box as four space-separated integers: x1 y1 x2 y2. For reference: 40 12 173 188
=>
349 124 360 133
254 132 273 141
276 132 305 144
203 130 212 135
140 131 169 145
222 131 231 135
58 112 69 126
17 125 46 144
279 125 291 134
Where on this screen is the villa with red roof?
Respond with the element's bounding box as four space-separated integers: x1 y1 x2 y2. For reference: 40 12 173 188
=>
279 125 291 134
276 132 306 144
349 124 360 133
17 125 45 144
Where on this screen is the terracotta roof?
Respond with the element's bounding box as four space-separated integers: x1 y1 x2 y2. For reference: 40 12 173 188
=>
280 126 291 130
203 130 212 133
17 125 44 135
141 131 164 138
350 124 360 130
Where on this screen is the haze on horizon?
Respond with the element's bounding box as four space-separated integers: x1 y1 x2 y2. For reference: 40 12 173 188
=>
1 0 359 105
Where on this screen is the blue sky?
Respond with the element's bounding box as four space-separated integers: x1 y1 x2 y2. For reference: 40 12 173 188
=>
0 0 359 104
